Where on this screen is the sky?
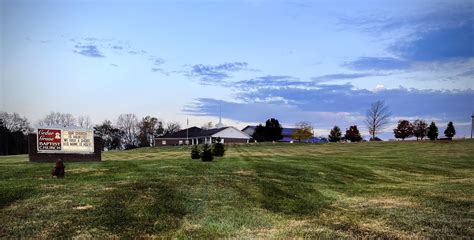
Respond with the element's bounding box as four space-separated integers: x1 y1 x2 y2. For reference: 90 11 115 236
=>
1 0 473 139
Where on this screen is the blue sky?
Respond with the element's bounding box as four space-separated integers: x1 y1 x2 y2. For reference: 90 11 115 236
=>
1 0 473 139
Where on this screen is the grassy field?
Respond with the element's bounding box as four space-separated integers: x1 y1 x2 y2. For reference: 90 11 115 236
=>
0 140 473 238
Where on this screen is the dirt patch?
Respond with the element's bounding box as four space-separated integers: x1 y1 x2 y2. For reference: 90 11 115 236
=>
234 170 256 176
42 184 65 190
357 197 419 209
184 223 202 231
250 219 310 238
73 205 94 210
356 220 419 238
448 178 473 183
68 168 109 173
287 220 308 227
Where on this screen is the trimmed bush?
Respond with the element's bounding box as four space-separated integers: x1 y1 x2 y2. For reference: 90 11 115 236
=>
190 145 200 159
201 144 213 162
212 139 225 157
369 137 382 141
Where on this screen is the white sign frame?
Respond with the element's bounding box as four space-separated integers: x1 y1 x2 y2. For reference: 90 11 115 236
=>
37 127 95 154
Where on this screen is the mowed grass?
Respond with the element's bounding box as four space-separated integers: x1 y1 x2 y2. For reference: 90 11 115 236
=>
0 140 473 238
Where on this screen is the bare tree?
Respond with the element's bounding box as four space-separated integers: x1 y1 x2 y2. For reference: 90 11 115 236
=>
201 121 213 130
0 112 32 134
365 101 391 140
413 119 428 140
38 112 76 127
116 113 139 148
77 116 92 129
164 121 181 135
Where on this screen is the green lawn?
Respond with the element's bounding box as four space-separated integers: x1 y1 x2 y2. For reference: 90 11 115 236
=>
0 140 473 238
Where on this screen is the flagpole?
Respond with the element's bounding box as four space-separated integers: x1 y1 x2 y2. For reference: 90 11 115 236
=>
186 118 189 145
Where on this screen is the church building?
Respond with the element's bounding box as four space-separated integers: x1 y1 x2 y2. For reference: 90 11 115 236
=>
154 126 251 146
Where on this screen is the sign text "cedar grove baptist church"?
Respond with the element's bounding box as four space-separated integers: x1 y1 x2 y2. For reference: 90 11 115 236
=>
37 128 94 153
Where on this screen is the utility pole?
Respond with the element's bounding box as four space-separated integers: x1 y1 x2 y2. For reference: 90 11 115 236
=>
471 112 473 139
186 118 189 145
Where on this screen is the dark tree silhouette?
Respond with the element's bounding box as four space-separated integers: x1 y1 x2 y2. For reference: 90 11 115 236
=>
94 120 123 150
345 125 362 142
252 124 266 142
394 120 414 140
138 116 160 147
427 122 438 140
444 121 456 139
413 119 428 140
164 121 181 136
265 118 283 142
328 126 342 142
252 119 283 142
0 112 31 155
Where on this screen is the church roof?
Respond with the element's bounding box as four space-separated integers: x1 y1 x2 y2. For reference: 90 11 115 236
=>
158 127 230 139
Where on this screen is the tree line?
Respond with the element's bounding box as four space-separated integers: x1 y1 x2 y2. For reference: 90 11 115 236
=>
393 120 455 140
327 101 457 142
0 111 185 155
0 103 462 155
0 112 32 155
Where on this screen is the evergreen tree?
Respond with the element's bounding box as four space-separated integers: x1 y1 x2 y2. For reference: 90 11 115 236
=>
200 144 213 161
344 125 362 142
427 122 438 140
212 137 225 157
191 145 200 159
393 120 414 140
328 126 342 142
444 121 456 139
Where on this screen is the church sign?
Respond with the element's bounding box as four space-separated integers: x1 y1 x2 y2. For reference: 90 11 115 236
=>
37 128 62 151
37 128 94 153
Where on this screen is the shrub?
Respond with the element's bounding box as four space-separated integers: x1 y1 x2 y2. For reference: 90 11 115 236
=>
369 137 382 141
200 144 213 162
124 144 137 150
190 145 200 159
212 138 225 157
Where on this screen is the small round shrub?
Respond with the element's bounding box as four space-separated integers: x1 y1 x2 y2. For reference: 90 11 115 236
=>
190 145 201 159
200 144 213 162
212 138 225 157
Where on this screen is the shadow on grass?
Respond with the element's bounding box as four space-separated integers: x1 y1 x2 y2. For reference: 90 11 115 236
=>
95 181 188 237
256 178 330 216
0 185 37 209
247 159 395 216
247 162 331 216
